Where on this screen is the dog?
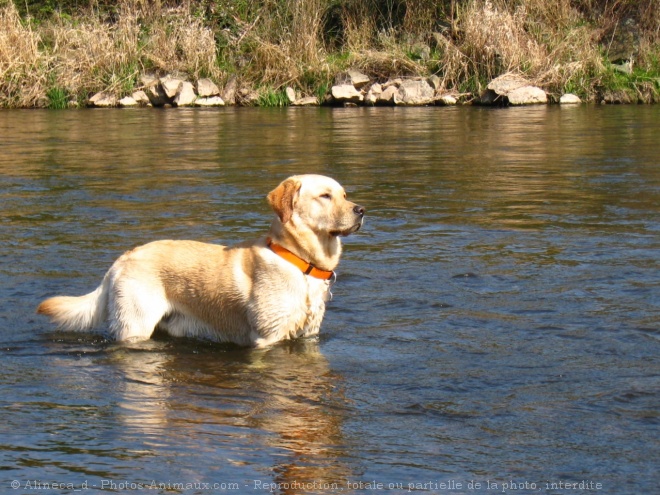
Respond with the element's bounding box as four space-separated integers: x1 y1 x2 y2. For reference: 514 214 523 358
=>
37 175 364 347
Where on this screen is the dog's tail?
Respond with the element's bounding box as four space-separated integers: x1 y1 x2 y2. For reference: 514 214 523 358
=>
37 277 109 332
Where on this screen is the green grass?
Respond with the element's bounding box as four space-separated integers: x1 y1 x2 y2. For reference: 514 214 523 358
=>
257 88 290 107
599 62 660 103
46 86 69 109
315 81 331 101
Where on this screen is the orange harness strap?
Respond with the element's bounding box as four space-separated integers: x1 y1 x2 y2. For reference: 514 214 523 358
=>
266 238 335 281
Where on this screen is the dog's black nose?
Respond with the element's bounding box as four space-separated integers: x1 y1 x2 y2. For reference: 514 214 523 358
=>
354 204 365 216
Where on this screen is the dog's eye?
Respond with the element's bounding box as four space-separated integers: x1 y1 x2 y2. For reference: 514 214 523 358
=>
320 193 332 200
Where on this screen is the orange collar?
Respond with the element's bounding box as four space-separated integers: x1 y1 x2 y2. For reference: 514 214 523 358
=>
266 238 335 281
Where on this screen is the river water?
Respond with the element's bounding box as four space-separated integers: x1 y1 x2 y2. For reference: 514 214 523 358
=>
1 106 658 494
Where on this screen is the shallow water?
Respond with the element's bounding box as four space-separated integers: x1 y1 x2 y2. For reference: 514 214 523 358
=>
1 106 658 494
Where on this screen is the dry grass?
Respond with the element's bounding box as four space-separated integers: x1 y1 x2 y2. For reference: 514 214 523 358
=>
461 1 542 80
452 0 604 96
348 44 426 81
245 39 302 88
289 0 325 66
141 8 221 80
0 3 48 107
215 0 329 91
1 1 223 107
340 0 378 53
45 9 141 98
1 0 658 107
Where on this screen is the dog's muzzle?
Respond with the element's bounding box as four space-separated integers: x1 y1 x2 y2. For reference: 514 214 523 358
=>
331 204 365 237
353 204 365 232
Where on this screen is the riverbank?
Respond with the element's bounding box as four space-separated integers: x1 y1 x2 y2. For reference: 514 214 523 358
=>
85 70 581 109
1 0 658 108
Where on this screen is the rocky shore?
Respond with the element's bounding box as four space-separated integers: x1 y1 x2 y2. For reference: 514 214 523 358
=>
3 0 657 109
87 71 584 109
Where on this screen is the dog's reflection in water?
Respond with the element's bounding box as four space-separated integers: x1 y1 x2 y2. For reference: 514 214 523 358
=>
107 337 353 489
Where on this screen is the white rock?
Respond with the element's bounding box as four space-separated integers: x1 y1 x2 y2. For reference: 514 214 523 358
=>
160 76 183 99
428 75 442 91
437 94 457 106
197 78 220 97
89 92 117 107
377 86 398 105
285 87 297 104
331 84 363 103
131 90 150 105
481 74 547 105
222 76 238 105
507 85 547 105
365 83 382 105
383 79 402 89
118 96 138 107
394 79 435 106
140 73 159 87
292 96 319 106
560 93 582 104
195 96 225 107
174 81 197 106
346 69 370 88
487 74 529 95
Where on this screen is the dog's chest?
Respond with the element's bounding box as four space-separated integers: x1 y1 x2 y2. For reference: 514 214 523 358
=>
298 277 331 337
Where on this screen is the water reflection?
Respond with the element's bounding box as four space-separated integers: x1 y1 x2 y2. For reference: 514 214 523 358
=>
96 338 351 490
3 106 657 237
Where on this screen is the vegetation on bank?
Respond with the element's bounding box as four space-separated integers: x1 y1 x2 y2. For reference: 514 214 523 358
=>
1 0 658 108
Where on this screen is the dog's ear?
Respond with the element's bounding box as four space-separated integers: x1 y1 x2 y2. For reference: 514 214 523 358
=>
267 178 301 224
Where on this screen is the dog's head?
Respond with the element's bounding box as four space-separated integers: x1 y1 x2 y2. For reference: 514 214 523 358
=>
268 175 364 237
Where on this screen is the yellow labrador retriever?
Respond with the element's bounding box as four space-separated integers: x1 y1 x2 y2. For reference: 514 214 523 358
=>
37 175 364 347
